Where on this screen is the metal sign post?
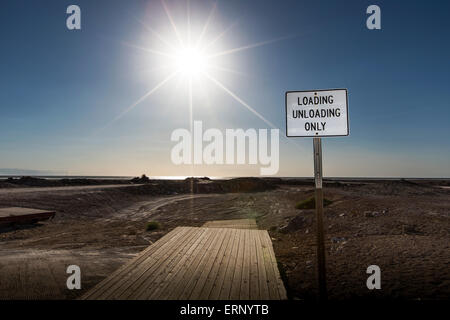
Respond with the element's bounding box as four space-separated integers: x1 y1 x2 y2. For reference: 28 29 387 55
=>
313 137 327 301
285 88 349 302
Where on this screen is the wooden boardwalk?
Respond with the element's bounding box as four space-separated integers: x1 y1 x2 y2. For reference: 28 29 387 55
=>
0 207 55 226
202 219 258 230
82 223 286 300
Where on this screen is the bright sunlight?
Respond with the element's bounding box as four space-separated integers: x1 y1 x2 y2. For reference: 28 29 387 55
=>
174 47 208 76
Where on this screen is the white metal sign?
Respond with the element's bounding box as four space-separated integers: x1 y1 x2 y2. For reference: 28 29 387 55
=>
285 89 349 137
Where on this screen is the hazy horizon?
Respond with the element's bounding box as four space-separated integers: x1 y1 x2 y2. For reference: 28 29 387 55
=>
1 169 449 180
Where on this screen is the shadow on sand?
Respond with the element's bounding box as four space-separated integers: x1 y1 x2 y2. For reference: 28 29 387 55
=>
0 222 44 234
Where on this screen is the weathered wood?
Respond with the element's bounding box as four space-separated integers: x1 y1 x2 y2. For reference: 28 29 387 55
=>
195 227 235 299
239 229 251 299
261 231 287 299
0 207 55 225
209 228 238 300
153 227 216 300
217 227 241 299
120 227 206 299
203 219 258 229
248 230 260 299
254 229 270 299
82 227 193 299
188 228 227 300
82 223 287 300
229 227 245 299
175 228 225 300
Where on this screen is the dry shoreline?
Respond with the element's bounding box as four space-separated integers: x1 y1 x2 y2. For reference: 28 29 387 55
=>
0 178 448 300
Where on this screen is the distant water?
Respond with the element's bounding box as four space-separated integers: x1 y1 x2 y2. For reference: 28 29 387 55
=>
0 175 134 180
0 175 448 181
0 175 222 180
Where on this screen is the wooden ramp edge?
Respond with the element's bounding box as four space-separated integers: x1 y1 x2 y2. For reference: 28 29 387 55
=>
202 219 258 229
81 226 287 300
0 207 55 225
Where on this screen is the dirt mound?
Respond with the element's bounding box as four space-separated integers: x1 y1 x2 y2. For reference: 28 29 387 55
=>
1 176 131 188
279 214 312 233
179 177 276 194
222 177 276 193
130 174 151 184
355 180 442 196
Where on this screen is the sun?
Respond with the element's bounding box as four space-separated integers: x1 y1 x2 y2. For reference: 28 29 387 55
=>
107 0 291 131
174 47 207 76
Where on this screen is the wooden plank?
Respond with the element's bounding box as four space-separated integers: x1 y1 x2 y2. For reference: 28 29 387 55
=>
188 228 228 300
249 230 260 299
146 227 218 299
0 207 55 225
260 231 287 299
195 228 235 299
0 207 53 217
258 231 279 299
114 227 206 299
239 229 251 299
175 228 226 300
81 226 193 299
82 226 287 300
229 225 245 299
89 227 195 299
85 227 193 299
254 229 270 299
203 219 258 230
208 228 238 299
218 226 242 299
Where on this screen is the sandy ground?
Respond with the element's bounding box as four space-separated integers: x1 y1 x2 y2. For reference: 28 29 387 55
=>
0 181 448 300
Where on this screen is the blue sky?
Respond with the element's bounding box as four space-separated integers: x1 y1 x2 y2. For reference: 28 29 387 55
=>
0 0 449 177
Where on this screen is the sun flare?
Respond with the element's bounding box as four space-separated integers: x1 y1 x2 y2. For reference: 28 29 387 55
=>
109 0 290 132
174 47 208 76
